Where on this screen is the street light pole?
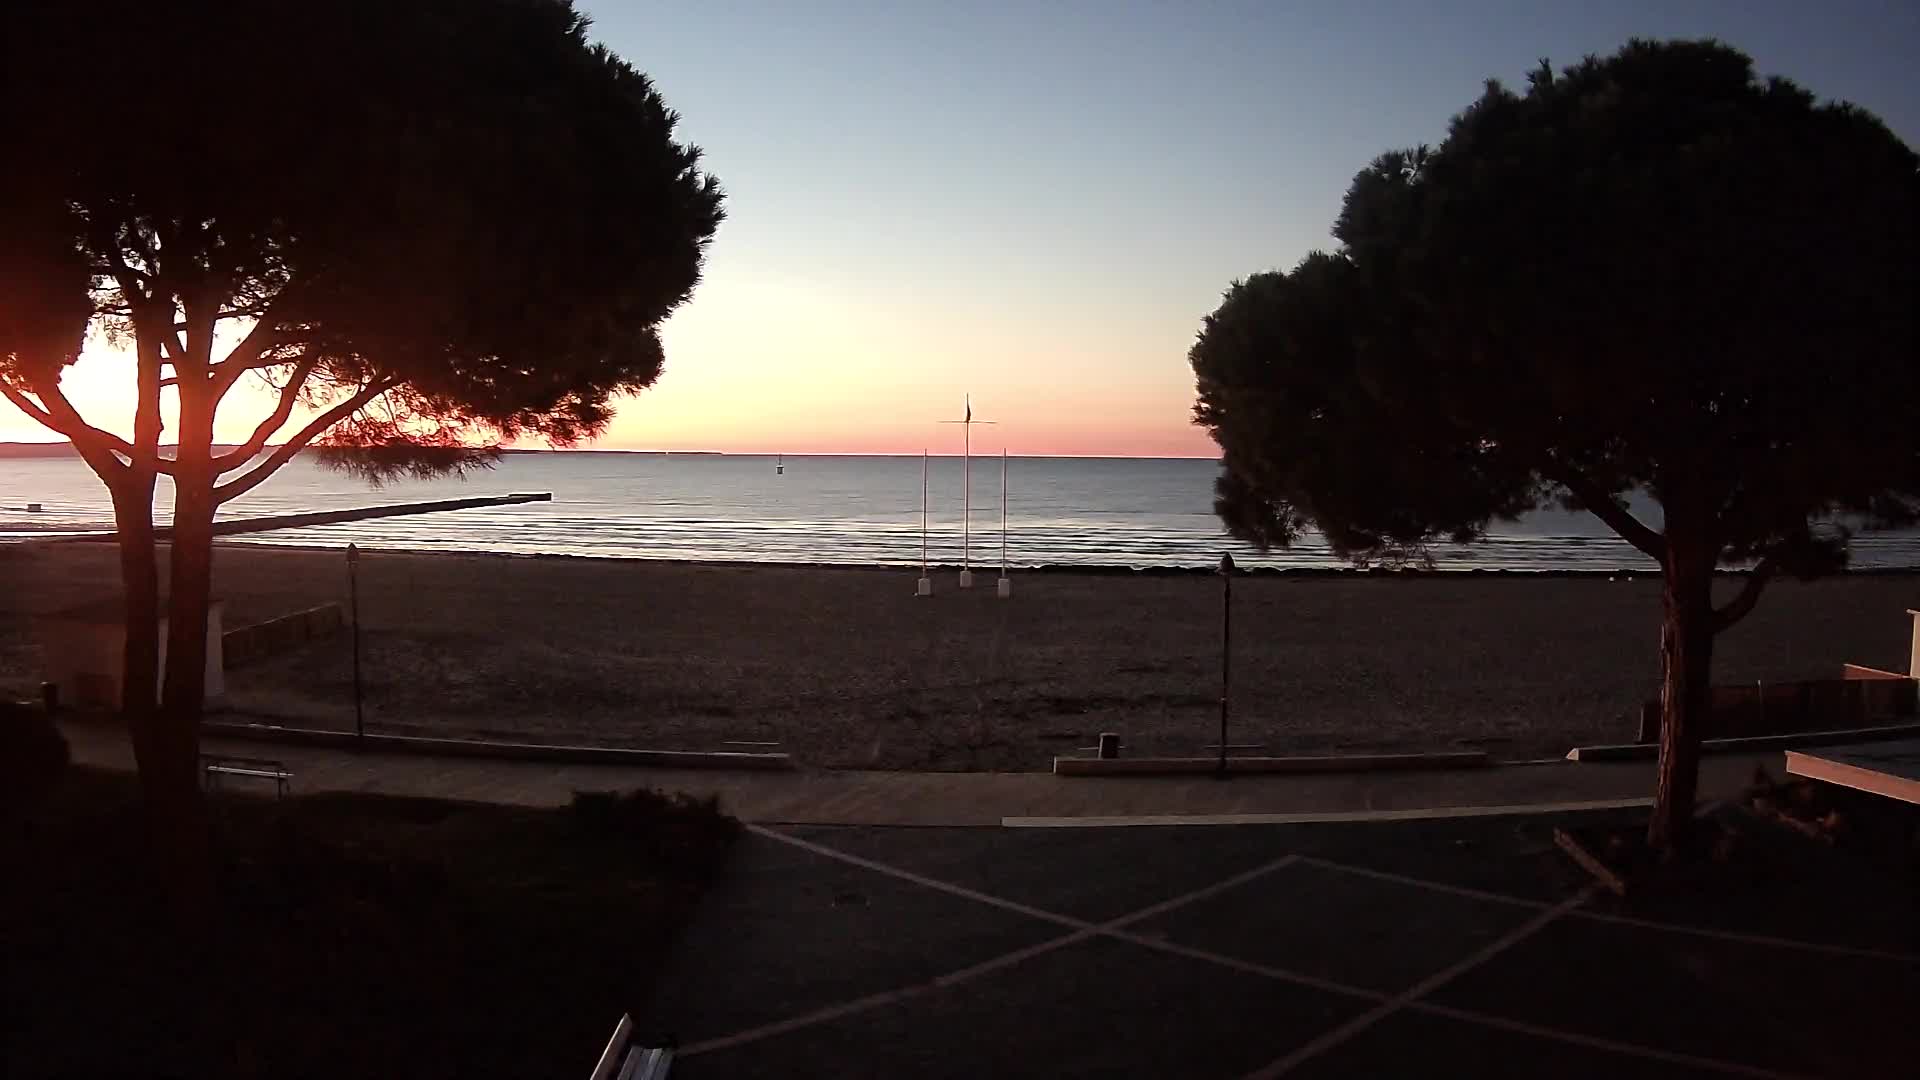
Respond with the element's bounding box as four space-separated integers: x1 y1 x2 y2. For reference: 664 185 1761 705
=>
1217 551 1234 778
347 543 364 742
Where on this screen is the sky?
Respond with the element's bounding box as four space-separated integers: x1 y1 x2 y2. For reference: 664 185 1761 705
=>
5 0 1917 457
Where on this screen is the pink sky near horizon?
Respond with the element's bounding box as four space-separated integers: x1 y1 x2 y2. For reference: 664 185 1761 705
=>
0 237 1224 458
0 307 1220 458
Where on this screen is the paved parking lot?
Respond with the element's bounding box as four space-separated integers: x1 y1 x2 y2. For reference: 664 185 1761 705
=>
643 809 1919 1078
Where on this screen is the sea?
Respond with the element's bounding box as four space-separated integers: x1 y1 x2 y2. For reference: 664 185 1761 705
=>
5 452 1920 572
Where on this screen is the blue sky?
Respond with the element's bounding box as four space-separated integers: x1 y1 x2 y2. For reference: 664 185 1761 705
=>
577 1 1920 455
8 2 1915 454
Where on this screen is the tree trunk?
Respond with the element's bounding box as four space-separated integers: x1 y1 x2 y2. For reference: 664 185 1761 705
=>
1648 541 1716 854
157 377 219 891
113 449 211 896
110 481 165 783
161 466 216 750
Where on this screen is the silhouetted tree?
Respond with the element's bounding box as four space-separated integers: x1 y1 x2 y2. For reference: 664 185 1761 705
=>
1192 40 1917 852
0 0 723 876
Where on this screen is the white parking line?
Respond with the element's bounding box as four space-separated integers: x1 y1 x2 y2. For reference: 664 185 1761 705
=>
681 827 1308 1058
1411 1003 1805 1080
1243 890 1593 1078
749 824 1088 931
681 826 1885 1076
1301 856 1920 964
679 927 1102 1057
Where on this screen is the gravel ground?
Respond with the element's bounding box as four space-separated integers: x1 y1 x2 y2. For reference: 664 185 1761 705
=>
3 541 1915 769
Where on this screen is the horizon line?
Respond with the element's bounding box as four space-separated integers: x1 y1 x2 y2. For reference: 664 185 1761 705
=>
0 439 1218 462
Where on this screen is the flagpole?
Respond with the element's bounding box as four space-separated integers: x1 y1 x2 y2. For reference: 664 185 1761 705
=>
937 395 992 591
960 398 973 588
916 449 931 596
997 448 1011 598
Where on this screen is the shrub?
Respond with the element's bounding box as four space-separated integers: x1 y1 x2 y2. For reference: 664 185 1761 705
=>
0 704 70 817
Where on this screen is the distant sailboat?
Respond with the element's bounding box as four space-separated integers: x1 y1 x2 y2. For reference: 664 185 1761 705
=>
776 452 784 475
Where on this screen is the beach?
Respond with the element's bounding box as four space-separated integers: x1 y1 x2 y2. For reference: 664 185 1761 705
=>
2 541 1914 769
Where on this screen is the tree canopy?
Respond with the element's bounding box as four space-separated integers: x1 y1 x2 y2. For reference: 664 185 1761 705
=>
0 0 724 869
1191 39 1918 848
2 0 724 482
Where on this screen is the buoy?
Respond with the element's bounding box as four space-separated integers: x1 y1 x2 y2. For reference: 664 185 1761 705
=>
776 452 783 475
26 502 42 513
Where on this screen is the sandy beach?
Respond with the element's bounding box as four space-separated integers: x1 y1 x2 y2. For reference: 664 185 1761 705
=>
2 541 1915 769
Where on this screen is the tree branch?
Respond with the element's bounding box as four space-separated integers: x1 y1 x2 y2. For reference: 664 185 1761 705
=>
213 378 396 503
210 356 320 475
90 220 153 304
1711 555 1777 634
1544 459 1667 565
0 379 58 431
209 317 288 395
0 377 147 461
0 377 139 482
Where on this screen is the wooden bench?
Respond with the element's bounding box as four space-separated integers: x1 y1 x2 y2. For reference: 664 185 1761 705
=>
588 1014 673 1080
200 754 293 798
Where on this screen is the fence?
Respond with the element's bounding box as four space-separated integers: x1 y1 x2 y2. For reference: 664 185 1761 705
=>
1633 664 1916 743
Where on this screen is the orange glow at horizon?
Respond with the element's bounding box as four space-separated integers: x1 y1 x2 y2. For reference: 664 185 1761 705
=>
1 262 1221 459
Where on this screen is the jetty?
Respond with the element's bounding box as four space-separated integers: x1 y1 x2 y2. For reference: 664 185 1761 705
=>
42 492 553 542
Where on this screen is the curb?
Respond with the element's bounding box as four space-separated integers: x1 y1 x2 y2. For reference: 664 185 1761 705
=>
1565 722 1920 762
199 721 795 771
1004 797 1655 827
1052 751 1490 777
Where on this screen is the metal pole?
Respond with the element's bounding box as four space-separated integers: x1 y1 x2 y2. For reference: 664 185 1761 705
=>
962 414 971 579
348 543 364 742
1001 448 1008 577
1218 552 1234 778
921 450 929 576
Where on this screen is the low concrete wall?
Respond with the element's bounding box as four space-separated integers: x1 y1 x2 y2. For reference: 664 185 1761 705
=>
1053 751 1489 777
38 601 225 708
222 604 344 669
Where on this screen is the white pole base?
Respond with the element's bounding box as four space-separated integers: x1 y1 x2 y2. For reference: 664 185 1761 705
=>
996 576 1011 598
958 570 974 589
916 577 932 597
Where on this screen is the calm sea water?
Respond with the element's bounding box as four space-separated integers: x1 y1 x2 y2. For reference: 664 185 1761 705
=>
4 452 1919 571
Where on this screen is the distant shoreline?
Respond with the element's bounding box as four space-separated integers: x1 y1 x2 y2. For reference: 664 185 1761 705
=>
0 441 1215 461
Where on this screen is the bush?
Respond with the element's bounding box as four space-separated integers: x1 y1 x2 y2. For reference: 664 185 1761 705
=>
569 787 739 874
4 769 741 1079
0 703 70 817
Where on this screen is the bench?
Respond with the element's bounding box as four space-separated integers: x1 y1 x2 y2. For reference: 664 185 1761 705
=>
588 1014 673 1080
200 754 293 798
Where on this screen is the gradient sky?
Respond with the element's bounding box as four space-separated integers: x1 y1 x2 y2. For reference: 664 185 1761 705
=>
5 1 1917 456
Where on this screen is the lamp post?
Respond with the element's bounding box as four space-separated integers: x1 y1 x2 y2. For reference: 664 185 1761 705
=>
1217 551 1234 778
347 543 364 742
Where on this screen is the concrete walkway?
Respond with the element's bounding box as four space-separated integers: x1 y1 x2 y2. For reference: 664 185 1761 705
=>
61 716 1780 826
